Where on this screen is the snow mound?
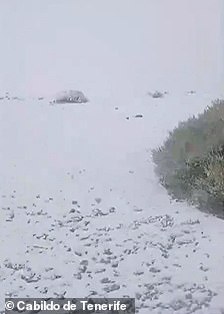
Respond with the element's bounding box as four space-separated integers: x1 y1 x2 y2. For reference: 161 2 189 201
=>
53 90 88 104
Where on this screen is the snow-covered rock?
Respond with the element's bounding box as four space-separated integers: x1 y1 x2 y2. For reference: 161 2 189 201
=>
53 90 88 104
148 91 166 99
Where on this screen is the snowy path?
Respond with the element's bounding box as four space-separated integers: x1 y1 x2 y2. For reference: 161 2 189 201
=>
0 94 224 313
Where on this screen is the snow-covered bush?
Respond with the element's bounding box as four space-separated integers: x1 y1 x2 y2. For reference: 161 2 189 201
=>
152 99 224 217
53 90 88 104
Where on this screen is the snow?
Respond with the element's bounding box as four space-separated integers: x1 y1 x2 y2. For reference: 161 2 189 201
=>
0 1 224 313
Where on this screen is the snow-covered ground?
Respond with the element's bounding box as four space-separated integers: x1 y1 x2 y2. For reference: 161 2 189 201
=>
0 1 224 313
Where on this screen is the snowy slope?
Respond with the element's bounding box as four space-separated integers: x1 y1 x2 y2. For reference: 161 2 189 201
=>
1 93 224 314
0 1 224 313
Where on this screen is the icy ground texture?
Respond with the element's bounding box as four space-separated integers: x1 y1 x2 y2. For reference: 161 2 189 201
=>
0 95 224 314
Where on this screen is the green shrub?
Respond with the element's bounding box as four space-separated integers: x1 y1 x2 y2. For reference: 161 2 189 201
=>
152 99 224 216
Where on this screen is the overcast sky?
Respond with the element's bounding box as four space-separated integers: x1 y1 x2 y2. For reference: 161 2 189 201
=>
0 0 223 98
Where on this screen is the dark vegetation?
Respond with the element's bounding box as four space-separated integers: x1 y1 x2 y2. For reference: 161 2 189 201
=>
153 99 224 218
